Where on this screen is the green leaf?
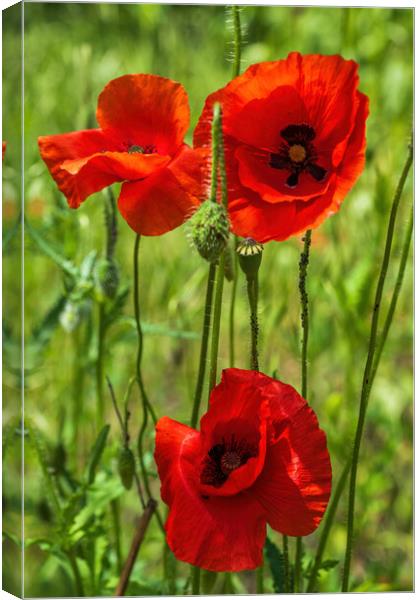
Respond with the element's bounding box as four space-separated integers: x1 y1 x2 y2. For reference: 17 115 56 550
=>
86 424 110 485
25 217 78 279
265 536 286 593
319 559 340 572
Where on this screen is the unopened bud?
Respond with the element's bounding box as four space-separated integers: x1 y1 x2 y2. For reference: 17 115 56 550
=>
118 446 135 490
95 258 119 300
188 200 230 263
236 237 263 279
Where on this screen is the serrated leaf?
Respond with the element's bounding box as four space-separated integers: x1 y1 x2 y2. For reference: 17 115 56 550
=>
320 559 340 572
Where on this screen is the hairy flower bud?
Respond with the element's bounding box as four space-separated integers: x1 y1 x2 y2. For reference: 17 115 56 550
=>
95 257 119 300
118 446 136 490
236 238 263 280
188 200 230 263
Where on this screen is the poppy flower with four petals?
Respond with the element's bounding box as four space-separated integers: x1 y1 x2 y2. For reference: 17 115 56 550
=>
194 52 369 242
38 74 204 236
154 368 332 571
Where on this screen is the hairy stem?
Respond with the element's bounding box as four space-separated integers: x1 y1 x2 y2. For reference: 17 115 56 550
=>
96 302 105 428
295 229 312 591
133 234 164 533
342 138 413 591
231 5 242 78
191 262 216 429
246 274 259 370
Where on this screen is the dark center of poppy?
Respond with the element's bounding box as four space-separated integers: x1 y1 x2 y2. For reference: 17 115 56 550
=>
220 451 242 474
269 123 327 188
200 436 257 488
128 144 157 154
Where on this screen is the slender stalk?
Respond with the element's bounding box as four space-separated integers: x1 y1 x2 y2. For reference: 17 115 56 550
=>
306 459 351 592
299 230 312 400
370 204 413 384
342 139 413 591
282 534 290 593
246 275 259 370
191 262 216 429
114 499 157 596
192 565 201 595
111 498 123 573
208 252 226 396
67 550 85 596
229 239 239 367
295 229 312 592
133 235 164 533
231 5 242 78
96 302 105 427
256 563 264 594
227 5 242 368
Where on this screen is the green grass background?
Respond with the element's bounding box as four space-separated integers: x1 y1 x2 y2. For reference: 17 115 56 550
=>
3 3 413 595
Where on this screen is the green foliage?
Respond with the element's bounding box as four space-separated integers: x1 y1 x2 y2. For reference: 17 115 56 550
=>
265 537 287 593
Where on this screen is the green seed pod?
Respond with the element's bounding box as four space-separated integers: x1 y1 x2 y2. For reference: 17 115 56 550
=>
188 200 230 263
95 257 119 300
237 237 264 280
118 446 135 490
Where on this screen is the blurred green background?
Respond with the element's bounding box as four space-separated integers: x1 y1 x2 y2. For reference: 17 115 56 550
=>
3 3 413 596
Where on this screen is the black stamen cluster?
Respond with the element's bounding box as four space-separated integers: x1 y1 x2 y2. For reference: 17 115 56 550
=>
200 435 257 488
269 123 327 188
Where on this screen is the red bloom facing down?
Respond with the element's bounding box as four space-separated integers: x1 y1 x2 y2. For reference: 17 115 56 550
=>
154 368 331 571
194 53 369 243
39 74 204 235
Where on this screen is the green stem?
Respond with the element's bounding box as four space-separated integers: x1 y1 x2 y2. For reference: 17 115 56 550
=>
246 275 259 370
229 238 239 367
192 565 201 595
342 138 413 592
295 229 312 592
306 459 351 592
256 563 264 594
96 302 105 428
208 252 226 396
133 234 164 534
67 550 85 596
191 262 216 429
231 5 242 78
111 498 123 573
370 204 413 385
282 535 290 593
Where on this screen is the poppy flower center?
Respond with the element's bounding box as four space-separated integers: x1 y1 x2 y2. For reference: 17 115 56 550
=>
220 451 242 474
128 144 157 155
269 123 327 188
288 144 306 163
200 436 257 488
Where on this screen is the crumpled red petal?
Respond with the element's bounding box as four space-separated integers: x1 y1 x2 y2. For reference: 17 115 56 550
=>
117 145 204 236
97 74 190 156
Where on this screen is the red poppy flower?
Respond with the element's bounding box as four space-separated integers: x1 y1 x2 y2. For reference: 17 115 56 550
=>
194 52 369 243
154 368 331 571
38 74 204 236
2 142 6 159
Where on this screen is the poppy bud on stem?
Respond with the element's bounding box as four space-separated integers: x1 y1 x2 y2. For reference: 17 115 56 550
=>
237 238 264 371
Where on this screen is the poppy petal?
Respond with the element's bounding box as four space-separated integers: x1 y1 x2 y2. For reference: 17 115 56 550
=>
97 74 190 156
39 129 116 207
253 394 332 536
333 91 369 207
199 369 271 497
155 416 266 572
117 145 204 236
